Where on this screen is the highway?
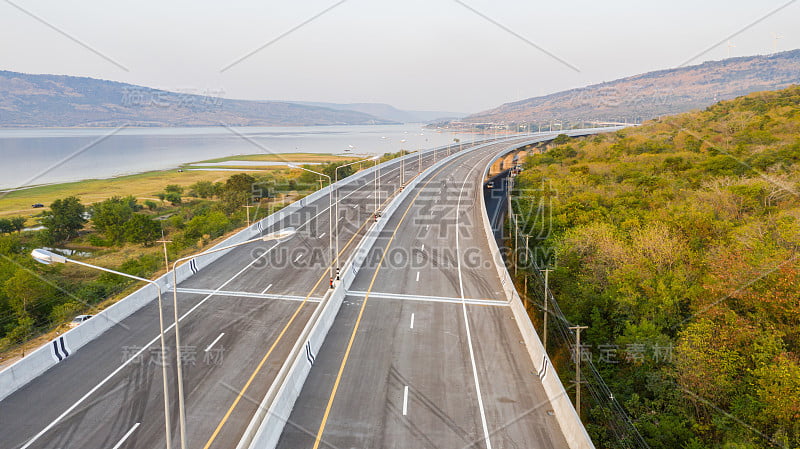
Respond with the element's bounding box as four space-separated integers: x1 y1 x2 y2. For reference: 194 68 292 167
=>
277 138 569 449
0 141 480 449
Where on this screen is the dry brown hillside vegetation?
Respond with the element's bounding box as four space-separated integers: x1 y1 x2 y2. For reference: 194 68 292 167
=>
466 50 800 125
513 86 800 448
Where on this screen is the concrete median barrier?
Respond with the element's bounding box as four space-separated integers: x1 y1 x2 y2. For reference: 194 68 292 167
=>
237 140 501 449
479 138 596 449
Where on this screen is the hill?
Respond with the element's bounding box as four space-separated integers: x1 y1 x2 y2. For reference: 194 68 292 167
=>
464 49 800 125
0 71 396 127
513 86 800 447
290 101 464 123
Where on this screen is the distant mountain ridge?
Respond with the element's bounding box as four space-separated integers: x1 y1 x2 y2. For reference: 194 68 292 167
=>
463 49 800 124
290 101 465 123
0 71 398 127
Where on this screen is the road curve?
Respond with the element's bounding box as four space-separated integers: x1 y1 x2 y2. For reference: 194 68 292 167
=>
0 142 475 449
276 137 570 449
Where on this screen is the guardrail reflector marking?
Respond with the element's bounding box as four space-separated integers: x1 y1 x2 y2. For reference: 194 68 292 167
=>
51 336 70 362
305 341 316 366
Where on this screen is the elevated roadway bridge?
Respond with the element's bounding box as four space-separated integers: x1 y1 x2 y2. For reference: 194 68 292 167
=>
1 129 620 449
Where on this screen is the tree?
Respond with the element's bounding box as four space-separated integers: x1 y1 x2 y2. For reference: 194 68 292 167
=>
322 162 353 181
49 301 84 324
41 197 86 243
0 219 12 235
164 192 182 205
552 133 570 145
184 211 231 240
3 269 58 323
225 173 256 194
10 217 26 233
123 214 161 246
144 200 158 211
2 316 35 346
296 165 320 185
220 174 256 213
189 180 216 198
91 197 135 244
754 353 800 427
164 184 184 194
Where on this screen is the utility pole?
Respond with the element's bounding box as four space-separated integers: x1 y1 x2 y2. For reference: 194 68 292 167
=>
374 158 380 221
401 156 404 185
513 214 520 277
399 140 407 186
506 175 513 241
158 238 171 275
243 205 254 227
523 234 530 310
541 267 550 351
570 325 588 419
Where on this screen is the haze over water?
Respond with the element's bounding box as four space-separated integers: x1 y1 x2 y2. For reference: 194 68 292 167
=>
0 124 474 190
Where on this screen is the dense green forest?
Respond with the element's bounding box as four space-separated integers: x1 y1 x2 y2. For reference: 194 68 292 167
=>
514 86 800 448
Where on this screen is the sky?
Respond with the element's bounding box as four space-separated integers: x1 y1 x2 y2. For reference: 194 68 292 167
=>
1 0 798 113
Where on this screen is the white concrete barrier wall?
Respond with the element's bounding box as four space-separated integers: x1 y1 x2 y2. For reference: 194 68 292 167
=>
479 137 597 449
240 140 502 449
0 153 412 402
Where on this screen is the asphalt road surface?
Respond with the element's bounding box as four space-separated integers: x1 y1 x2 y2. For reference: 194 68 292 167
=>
277 139 570 449
0 141 483 449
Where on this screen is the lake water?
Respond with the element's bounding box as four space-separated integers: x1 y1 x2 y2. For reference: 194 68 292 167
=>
0 124 476 190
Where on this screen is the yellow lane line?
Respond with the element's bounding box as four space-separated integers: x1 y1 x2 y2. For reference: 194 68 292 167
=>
311 153 472 449
202 168 403 449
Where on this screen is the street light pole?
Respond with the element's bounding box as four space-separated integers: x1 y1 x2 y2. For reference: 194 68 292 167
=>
31 249 174 449
289 164 334 285
399 140 407 186
334 155 379 279
168 228 296 449
374 157 380 220
243 205 254 227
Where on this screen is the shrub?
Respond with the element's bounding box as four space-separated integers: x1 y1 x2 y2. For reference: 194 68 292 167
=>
124 214 161 246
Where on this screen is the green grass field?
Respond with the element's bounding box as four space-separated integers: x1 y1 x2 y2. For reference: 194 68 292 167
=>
0 153 356 220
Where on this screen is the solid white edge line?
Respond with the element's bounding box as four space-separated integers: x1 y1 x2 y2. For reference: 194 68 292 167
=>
204 333 225 353
403 385 409 416
19 241 283 449
410 313 415 330
111 422 140 449
18 145 428 448
174 288 317 303
455 161 493 449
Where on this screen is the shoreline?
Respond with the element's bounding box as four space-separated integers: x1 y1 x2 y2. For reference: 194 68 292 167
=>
0 152 358 219
0 152 334 192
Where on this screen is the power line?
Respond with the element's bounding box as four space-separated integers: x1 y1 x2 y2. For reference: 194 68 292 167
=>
509 195 651 449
